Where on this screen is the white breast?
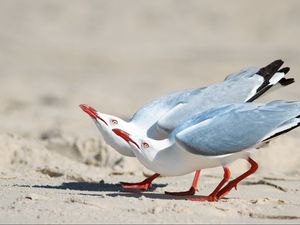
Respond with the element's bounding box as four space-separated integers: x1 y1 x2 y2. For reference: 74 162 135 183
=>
139 144 252 176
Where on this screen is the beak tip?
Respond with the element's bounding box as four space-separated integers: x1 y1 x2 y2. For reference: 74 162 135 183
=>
79 104 88 111
79 104 108 126
79 103 96 117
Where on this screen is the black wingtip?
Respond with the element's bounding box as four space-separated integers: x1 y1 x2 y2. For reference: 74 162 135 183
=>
273 59 284 64
271 59 284 66
278 67 290 74
257 59 284 77
279 77 295 86
268 59 284 68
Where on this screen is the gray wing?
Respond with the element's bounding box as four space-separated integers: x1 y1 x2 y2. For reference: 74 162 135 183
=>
130 89 199 134
157 60 292 132
175 101 300 156
131 60 292 135
155 77 260 132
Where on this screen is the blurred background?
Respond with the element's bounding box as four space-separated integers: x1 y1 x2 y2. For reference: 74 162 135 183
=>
1 0 300 175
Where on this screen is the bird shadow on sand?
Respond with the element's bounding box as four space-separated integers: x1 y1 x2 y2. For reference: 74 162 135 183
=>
14 181 232 201
106 192 186 200
15 180 168 194
106 192 231 201
14 180 200 200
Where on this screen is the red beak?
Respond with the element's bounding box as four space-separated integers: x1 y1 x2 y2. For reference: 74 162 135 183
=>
79 104 108 126
112 128 140 149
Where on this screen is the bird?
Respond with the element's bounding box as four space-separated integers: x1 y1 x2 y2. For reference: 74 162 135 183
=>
80 59 293 195
112 100 300 201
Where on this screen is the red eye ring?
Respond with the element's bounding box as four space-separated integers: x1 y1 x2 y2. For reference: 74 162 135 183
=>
142 142 149 149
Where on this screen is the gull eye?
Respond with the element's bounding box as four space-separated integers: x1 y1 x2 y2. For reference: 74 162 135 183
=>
111 119 118 125
142 142 149 149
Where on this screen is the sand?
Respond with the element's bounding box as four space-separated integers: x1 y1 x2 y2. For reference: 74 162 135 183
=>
0 0 300 224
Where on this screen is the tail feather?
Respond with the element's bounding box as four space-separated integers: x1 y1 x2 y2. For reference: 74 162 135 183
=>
278 67 294 86
247 59 294 102
278 67 290 74
279 77 295 86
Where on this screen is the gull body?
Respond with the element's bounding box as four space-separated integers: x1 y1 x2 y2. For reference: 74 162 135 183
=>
126 136 249 176
80 60 294 195
112 100 300 200
81 60 293 159
114 100 300 177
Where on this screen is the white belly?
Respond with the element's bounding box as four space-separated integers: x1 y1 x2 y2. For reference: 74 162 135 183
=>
136 145 252 176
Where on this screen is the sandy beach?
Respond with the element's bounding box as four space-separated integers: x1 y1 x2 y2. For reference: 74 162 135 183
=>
0 0 300 223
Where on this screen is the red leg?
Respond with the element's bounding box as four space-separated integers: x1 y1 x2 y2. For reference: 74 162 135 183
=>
216 157 258 200
120 173 160 191
165 170 201 196
187 167 231 202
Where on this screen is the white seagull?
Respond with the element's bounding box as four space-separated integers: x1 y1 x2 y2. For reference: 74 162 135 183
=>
112 100 300 201
80 59 293 195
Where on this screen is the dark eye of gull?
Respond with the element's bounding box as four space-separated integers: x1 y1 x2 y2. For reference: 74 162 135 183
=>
142 142 150 149
111 119 118 125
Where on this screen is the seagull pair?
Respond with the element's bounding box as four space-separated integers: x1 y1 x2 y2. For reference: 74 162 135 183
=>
80 59 297 201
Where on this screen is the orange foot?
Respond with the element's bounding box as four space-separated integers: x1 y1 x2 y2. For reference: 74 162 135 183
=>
120 181 152 191
187 195 219 202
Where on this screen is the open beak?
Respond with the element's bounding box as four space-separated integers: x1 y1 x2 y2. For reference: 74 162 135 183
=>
79 104 108 126
112 128 140 149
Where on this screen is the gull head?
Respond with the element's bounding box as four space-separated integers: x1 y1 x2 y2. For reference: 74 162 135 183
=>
79 104 128 129
112 128 158 161
80 104 136 156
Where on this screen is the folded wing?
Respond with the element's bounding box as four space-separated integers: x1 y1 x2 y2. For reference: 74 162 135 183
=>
157 60 293 132
175 101 300 156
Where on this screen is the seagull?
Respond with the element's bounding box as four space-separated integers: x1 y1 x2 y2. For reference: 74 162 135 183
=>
112 100 300 201
80 59 293 195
